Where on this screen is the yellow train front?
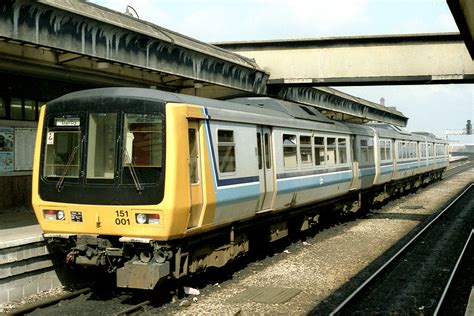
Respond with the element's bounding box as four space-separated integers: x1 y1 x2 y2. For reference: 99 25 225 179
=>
32 88 223 289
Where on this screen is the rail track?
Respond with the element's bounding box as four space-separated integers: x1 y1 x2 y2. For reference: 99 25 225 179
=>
434 229 473 315
329 183 474 315
8 288 91 315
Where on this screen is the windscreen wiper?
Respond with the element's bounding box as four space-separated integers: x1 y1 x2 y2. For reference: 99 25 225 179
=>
56 146 79 192
123 148 144 194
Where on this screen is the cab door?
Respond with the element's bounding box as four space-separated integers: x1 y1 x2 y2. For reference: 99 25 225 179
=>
256 126 274 211
187 120 203 228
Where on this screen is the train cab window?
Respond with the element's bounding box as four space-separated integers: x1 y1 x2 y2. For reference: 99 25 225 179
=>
314 136 325 166
217 130 236 173
86 113 117 180
43 116 81 179
189 128 199 183
123 113 163 168
283 134 298 168
327 137 337 165
10 98 22 120
338 138 347 164
300 135 313 166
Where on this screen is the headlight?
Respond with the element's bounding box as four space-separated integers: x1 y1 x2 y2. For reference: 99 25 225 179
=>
56 210 65 221
136 213 147 224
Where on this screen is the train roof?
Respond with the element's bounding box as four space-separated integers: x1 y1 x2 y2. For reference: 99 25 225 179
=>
50 88 444 142
50 87 350 133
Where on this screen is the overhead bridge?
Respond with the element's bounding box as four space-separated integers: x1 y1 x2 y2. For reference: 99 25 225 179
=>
216 33 474 87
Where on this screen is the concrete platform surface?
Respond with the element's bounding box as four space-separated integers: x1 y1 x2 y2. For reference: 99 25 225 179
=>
0 209 42 248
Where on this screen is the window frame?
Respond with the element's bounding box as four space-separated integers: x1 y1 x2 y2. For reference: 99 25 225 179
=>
282 133 298 169
299 134 313 167
217 129 237 175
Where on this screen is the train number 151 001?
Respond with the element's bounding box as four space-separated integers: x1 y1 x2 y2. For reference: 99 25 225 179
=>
115 210 131 225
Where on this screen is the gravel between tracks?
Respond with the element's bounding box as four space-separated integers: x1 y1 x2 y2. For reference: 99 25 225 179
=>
173 168 474 315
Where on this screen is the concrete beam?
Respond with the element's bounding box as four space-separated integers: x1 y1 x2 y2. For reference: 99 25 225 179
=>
216 33 474 86
448 0 474 59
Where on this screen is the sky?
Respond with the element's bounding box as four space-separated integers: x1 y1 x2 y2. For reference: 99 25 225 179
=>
92 0 473 143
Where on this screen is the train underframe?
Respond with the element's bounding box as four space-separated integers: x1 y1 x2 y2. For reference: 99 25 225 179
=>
49 168 445 290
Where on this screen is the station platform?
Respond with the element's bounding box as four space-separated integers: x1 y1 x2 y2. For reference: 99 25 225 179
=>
0 209 42 248
0 208 63 306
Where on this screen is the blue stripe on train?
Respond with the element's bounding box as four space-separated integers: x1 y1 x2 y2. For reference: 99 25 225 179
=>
216 183 260 206
276 170 352 194
397 161 418 171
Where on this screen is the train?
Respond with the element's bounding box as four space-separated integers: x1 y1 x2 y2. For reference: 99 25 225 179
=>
32 88 449 289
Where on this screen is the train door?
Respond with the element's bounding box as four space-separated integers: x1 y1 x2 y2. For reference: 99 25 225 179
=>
349 135 359 191
256 126 274 211
187 120 203 229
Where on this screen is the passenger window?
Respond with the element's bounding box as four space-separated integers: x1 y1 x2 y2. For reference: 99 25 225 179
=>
380 140 386 161
367 139 374 163
338 138 347 164
217 130 236 173
283 134 298 168
314 136 325 166
360 139 368 162
403 142 408 159
386 141 392 160
300 135 312 166
327 137 336 165
188 128 199 184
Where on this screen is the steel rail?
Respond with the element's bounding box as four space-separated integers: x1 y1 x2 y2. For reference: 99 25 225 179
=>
9 287 91 315
114 300 151 316
443 161 472 179
329 183 473 315
433 229 473 315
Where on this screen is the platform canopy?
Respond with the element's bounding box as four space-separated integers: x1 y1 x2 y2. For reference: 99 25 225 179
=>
0 0 269 98
0 0 408 126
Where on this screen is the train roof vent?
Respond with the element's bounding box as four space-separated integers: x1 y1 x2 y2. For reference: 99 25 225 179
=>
229 97 334 124
412 131 439 139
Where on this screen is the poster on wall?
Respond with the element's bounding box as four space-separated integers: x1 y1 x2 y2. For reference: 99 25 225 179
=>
14 128 37 171
0 127 14 172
